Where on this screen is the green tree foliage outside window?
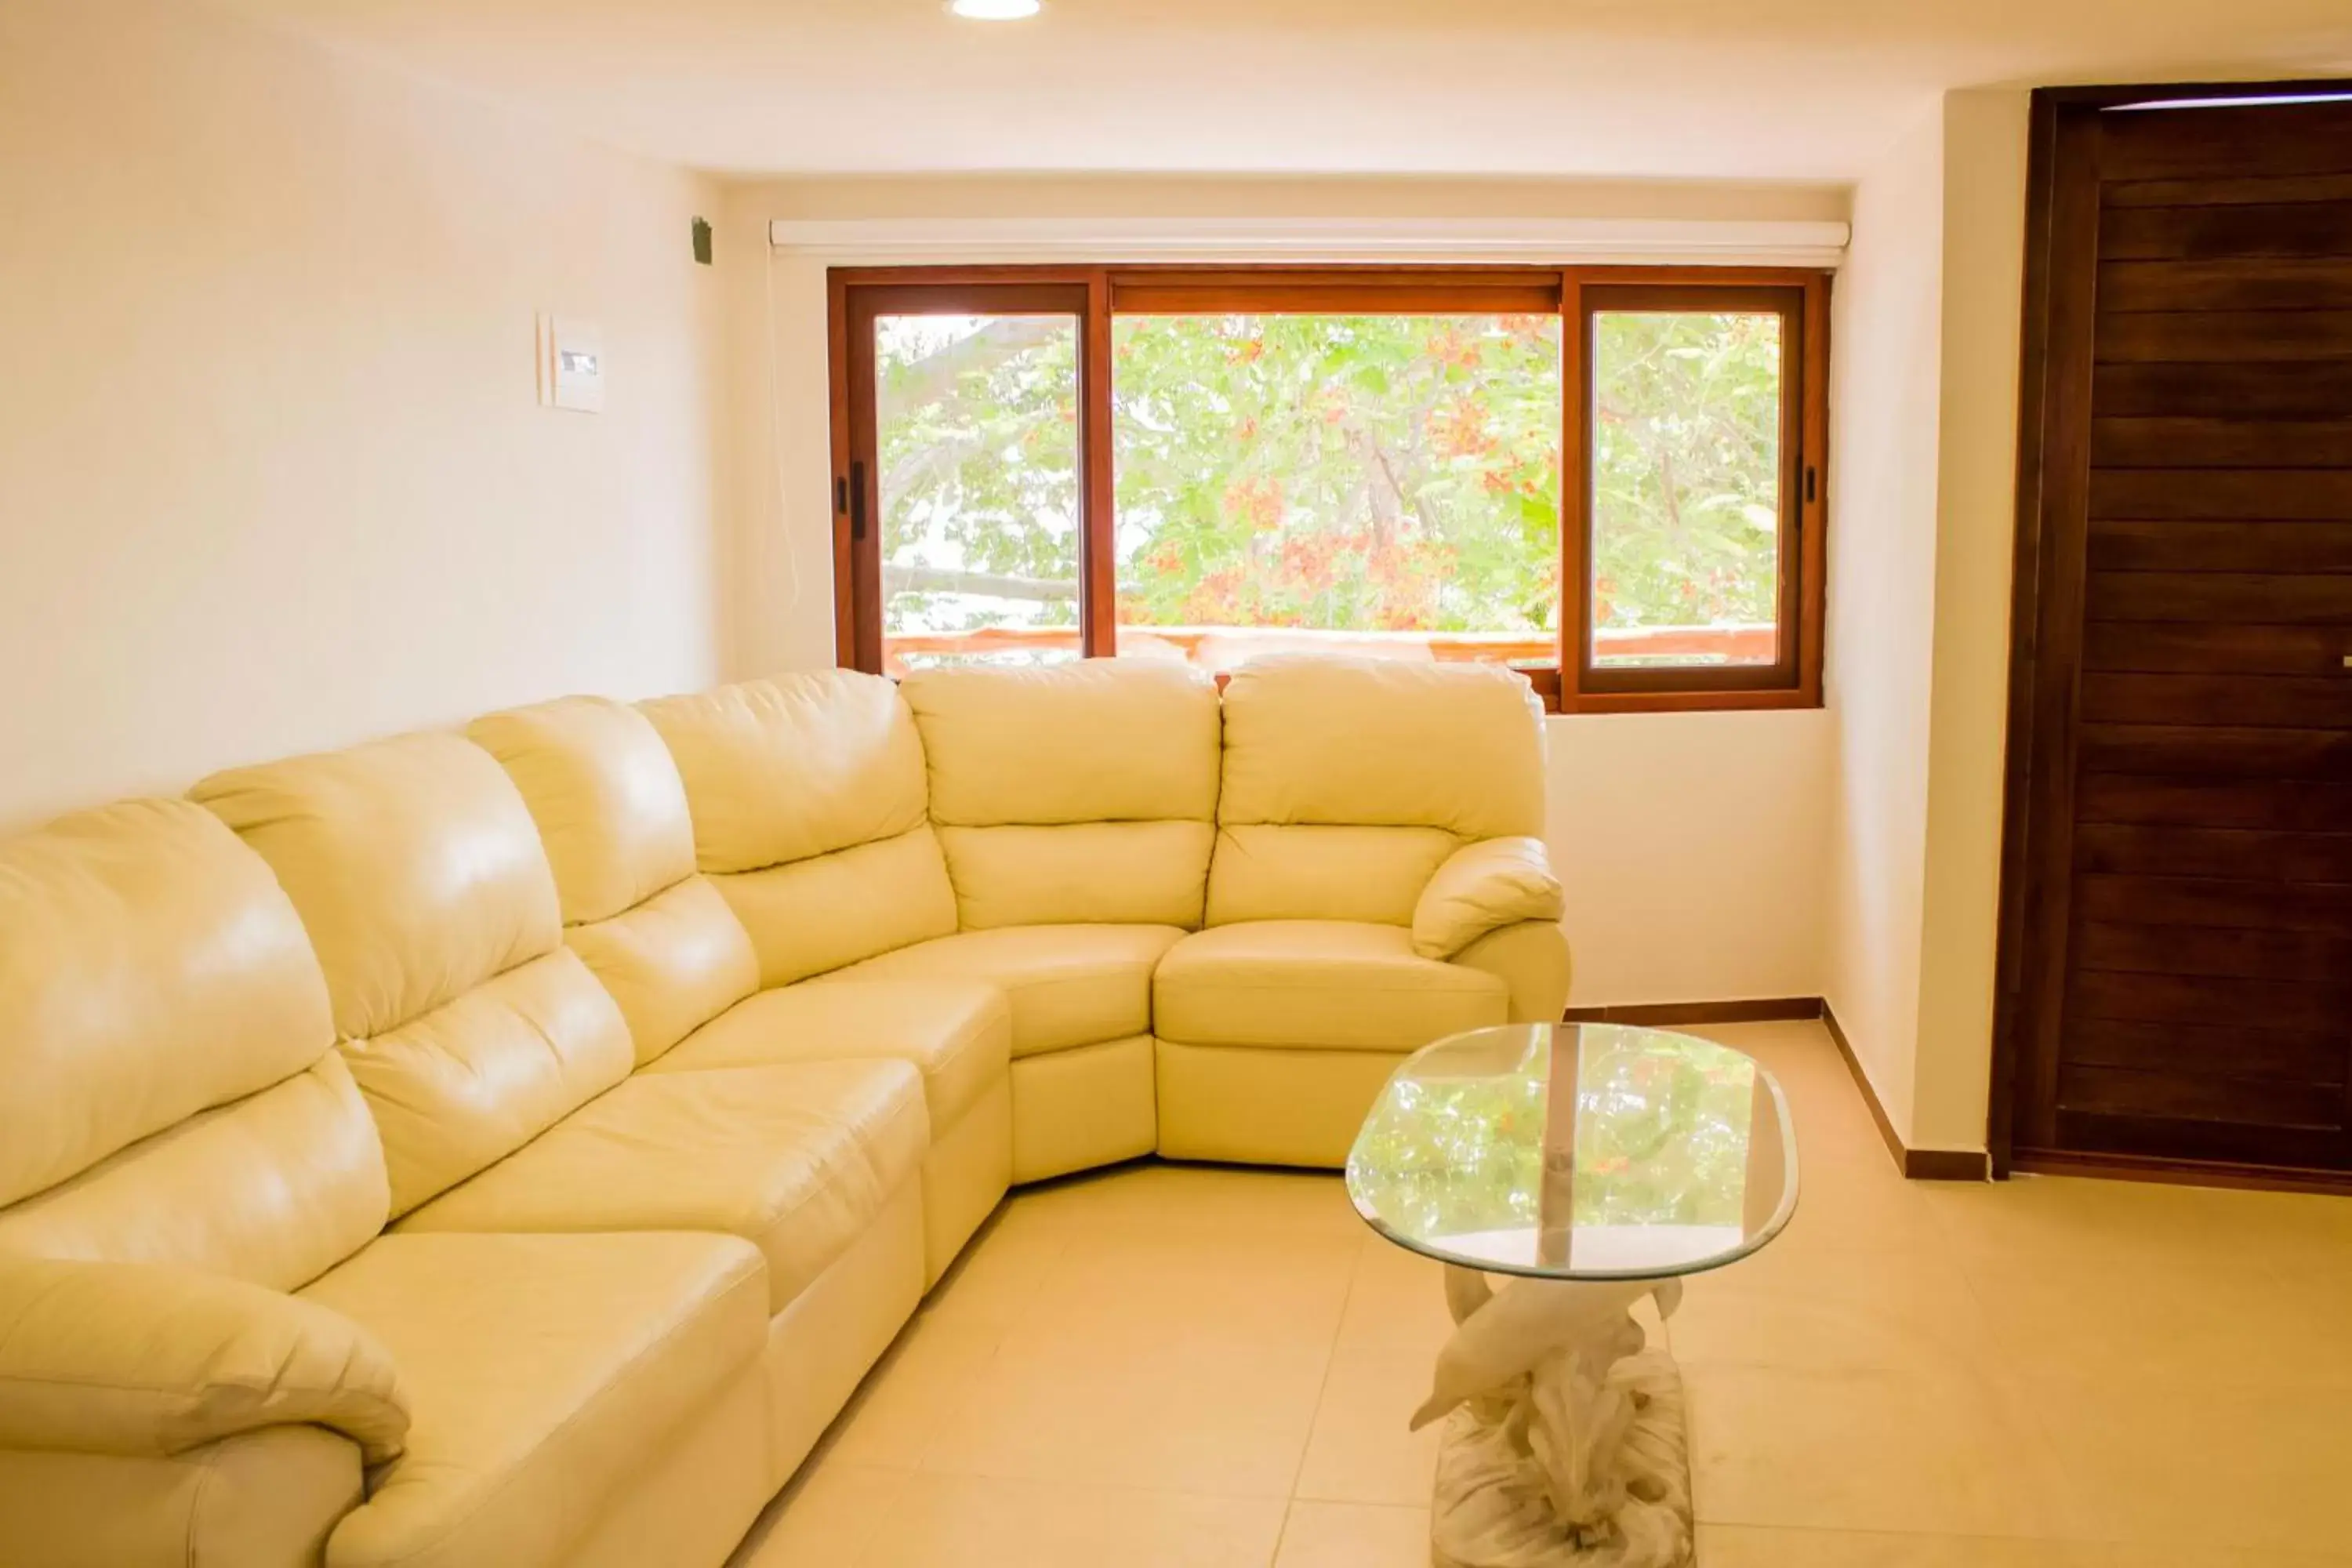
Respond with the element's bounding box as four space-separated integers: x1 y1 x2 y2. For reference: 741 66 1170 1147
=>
876 315 1083 648
873 308 1784 659
1111 314 1560 636
1590 310 1784 651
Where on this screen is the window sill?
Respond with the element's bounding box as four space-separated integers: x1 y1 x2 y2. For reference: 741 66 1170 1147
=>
1521 665 1820 715
877 627 1819 713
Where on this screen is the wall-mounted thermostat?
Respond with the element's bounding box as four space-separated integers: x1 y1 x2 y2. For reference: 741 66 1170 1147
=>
536 314 604 413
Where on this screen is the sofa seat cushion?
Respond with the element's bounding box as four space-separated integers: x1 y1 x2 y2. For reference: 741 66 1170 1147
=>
648 979 1008 1133
1153 920 1510 1051
816 924 1185 1059
302 1231 766 1568
393 1062 927 1313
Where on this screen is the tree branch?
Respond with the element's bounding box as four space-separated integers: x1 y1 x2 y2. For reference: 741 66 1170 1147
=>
883 564 1078 602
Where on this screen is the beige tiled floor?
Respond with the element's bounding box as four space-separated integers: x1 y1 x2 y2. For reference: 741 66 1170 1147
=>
731 1022 2352 1567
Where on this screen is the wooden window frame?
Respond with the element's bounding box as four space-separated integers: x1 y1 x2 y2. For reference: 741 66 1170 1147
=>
1561 268 1830 713
828 263 1831 712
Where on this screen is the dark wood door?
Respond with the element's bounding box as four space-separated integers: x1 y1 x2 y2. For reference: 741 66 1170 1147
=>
1998 86 2352 1182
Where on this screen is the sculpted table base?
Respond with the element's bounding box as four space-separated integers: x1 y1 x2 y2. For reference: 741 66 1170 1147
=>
1417 1268 1693 1568
1345 1024 1794 1568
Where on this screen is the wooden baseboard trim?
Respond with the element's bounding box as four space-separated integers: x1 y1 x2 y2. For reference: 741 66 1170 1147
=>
1905 1146 1994 1181
1561 997 1824 1025
2013 1147 2352 1197
1819 1001 1989 1183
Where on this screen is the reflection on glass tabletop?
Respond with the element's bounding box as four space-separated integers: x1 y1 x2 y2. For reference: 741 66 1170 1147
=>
1345 1023 1798 1281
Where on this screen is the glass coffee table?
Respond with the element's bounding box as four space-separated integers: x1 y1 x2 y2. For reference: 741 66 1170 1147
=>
1346 1022 1798 1568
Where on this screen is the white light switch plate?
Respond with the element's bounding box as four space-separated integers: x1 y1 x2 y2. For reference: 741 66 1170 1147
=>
536 314 604 413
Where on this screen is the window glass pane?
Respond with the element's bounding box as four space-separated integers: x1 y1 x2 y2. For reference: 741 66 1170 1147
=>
875 314 1080 673
1588 310 1782 669
1111 314 1560 674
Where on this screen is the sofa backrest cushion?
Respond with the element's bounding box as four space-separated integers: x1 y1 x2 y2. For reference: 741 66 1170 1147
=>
902 661 1221 928
193 735 632 1218
1203 824 1464 927
641 670 927 872
0 800 388 1290
470 698 759 1064
641 671 956 985
1208 658 1548 924
193 734 561 1039
466 696 695 926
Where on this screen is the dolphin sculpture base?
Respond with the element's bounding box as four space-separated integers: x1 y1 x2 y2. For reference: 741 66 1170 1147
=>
1417 1268 1693 1568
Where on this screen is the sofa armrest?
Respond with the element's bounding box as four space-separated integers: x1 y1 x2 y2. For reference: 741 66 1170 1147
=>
1411 837 1564 960
0 1254 408 1465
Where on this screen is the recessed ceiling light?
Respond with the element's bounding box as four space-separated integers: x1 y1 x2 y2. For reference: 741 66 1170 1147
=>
950 0 1041 18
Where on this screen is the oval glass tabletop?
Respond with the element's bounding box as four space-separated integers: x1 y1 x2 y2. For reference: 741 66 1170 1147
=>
1345 1022 1798 1281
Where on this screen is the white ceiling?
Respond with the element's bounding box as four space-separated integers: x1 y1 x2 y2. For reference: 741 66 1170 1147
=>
220 0 2352 180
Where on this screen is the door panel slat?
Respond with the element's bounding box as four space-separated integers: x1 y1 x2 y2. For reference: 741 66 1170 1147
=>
2083 571 2352 623
2074 773 2352 829
2073 872 2352 931
2080 672 2352 728
2096 310 2352 362
2072 920 2352 983
2089 520 2352 572
2078 724 2352 779
2082 621 2352 674
2068 968 2347 1030
2096 103 2352 182
2089 470 2352 520
2094 361 2352 419
2099 258 2352 313
2055 1066 2344 1131
2074 821 2352 881
2104 173 2352 209
2051 1110 2350 1167
2091 418 2352 468
2099 203 2352 262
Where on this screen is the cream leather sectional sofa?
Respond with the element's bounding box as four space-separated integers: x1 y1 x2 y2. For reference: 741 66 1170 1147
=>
0 655 1567 1568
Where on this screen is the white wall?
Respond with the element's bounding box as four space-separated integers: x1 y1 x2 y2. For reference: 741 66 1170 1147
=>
1548 710 1831 1006
1820 107 1947 1139
0 0 731 830
721 174 1847 1008
1820 90 2030 1155
1911 89 2030 1150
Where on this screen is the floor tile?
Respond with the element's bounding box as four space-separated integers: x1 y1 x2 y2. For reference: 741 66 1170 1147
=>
1695 1525 2111 1566
736 1466 1288 1568
1686 1361 2096 1540
2102 1547 2352 1568
732 1461 901 1568
921 1331 1332 1497
1958 1250 2352 1390
1334 1236 1455 1356
1766 1149 1948 1259
2036 1374 2352 1558
874 1473 1287 1567
1921 1173 2275 1279
1273 1501 1431 1568
917 1205 1070 1331
1010 1224 1360 1354
1672 1242 2001 1377
822 1308 1004 1468
1293 1346 1441 1506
